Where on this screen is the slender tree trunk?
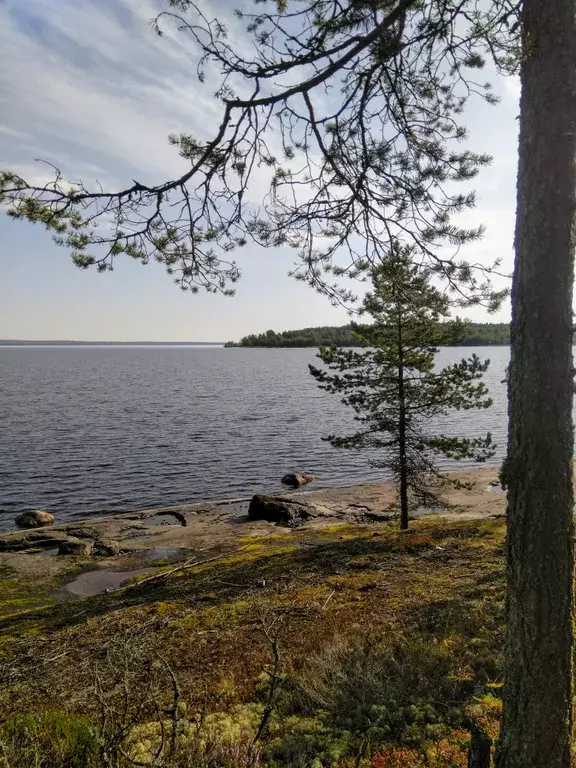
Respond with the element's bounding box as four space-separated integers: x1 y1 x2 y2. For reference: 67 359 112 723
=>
496 2 576 767
397 313 409 530
469 726 491 768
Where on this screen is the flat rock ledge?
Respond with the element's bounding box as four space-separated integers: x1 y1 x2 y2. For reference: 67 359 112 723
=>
0 505 206 556
0 469 503 558
0 494 391 555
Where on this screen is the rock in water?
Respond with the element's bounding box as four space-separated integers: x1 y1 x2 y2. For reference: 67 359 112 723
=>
248 495 316 527
15 510 55 529
58 538 93 556
281 473 316 487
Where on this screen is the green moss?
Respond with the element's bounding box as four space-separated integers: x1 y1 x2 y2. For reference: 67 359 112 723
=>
0 711 101 767
0 567 55 619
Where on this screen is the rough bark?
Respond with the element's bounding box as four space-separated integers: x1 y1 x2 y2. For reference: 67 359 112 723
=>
496 2 576 767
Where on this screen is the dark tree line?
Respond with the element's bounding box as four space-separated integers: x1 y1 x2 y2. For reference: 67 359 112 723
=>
226 322 510 348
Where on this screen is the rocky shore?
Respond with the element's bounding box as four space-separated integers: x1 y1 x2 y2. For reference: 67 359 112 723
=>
0 468 504 601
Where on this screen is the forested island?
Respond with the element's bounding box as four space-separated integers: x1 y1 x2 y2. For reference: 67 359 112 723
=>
225 322 510 348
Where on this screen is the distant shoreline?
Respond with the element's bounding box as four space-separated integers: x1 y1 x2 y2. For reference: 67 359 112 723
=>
226 321 511 348
225 342 512 348
0 340 512 348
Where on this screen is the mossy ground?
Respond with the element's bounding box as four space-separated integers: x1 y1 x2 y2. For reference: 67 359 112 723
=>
0 562 70 621
0 518 507 766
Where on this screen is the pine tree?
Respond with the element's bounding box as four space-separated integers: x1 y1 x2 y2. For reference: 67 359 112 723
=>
309 248 494 529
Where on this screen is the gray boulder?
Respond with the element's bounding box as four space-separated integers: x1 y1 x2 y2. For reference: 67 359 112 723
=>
15 510 54 529
281 473 316 487
92 539 122 557
248 495 316 527
58 538 93 556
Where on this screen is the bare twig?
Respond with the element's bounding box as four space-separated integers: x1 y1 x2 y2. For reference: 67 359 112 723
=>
321 591 336 611
253 613 286 743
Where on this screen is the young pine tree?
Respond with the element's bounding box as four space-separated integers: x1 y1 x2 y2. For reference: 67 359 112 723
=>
309 252 495 530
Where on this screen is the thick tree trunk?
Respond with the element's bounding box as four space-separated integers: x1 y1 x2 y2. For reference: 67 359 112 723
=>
496 2 576 767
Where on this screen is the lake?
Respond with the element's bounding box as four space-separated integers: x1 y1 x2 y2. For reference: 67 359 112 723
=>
0 345 510 530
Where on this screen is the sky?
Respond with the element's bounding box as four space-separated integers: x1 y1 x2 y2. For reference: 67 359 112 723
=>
0 0 519 342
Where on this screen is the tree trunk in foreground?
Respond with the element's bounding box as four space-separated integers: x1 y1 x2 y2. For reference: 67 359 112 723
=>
496 2 576 767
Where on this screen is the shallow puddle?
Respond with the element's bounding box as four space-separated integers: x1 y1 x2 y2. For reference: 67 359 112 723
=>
65 567 155 598
139 547 187 562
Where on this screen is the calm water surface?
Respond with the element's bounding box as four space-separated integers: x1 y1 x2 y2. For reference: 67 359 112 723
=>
0 346 509 530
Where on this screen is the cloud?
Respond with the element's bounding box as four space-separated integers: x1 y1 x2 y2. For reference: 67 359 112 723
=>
0 0 519 330
0 0 234 187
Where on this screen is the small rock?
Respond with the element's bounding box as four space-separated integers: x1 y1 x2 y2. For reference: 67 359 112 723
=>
58 538 93 556
92 539 122 557
281 473 316 487
248 494 316 527
15 510 54 529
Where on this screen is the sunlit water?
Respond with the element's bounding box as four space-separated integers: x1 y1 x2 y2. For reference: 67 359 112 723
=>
0 345 510 530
